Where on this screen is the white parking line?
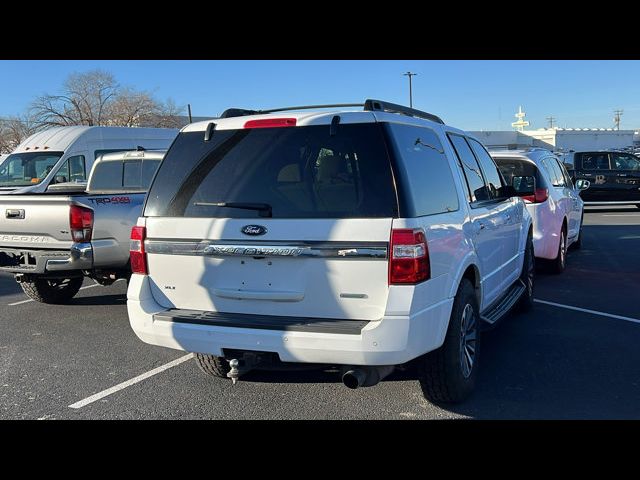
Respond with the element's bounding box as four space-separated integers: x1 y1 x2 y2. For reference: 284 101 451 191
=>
602 214 640 217
7 283 101 306
534 299 640 325
69 353 194 409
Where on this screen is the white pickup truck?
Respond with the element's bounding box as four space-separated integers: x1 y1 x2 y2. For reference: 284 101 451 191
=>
0 149 165 303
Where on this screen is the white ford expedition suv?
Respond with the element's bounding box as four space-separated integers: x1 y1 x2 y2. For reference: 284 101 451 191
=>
127 99 534 403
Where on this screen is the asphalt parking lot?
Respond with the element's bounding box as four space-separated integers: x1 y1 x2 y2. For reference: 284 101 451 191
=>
1 206 639 420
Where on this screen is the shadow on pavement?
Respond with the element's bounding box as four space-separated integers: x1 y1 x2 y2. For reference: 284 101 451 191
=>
68 294 127 306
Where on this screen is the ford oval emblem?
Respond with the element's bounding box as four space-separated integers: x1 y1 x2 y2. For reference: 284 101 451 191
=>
241 225 267 236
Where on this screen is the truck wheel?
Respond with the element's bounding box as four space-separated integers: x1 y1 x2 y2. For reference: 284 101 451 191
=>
550 226 567 274
20 277 84 304
570 214 583 250
517 232 535 312
418 279 480 404
194 353 231 378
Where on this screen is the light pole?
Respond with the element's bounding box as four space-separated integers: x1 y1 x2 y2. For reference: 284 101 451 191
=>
403 72 417 108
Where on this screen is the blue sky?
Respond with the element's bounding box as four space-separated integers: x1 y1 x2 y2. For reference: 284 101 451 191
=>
1 60 639 131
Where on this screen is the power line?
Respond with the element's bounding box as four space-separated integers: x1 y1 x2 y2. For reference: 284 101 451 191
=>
546 116 556 128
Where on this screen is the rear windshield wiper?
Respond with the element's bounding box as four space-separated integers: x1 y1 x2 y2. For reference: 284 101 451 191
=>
194 201 273 217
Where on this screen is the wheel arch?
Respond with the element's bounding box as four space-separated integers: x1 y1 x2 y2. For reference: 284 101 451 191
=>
448 252 482 309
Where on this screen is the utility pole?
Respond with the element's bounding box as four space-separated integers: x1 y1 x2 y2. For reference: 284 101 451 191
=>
403 72 417 108
187 104 193 124
546 116 556 129
614 109 623 130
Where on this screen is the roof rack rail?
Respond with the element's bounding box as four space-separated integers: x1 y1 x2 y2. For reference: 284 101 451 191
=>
220 103 363 118
363 99 444 124
219 99 444 124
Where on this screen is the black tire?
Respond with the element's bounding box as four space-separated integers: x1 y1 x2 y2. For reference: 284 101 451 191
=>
550 225 567 274
20 276 83 304
570 213 584 250
517 231 535 312
419 279 480 404
194 353 231 378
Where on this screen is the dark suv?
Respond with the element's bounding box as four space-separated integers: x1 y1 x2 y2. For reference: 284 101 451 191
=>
561 150 640 207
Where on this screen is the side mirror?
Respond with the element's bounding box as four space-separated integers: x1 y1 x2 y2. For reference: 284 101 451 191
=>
54 175 67 184
512 175 536 196
576 179 590 191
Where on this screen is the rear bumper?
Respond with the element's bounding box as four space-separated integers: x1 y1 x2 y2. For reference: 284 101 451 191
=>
127 274 453 366
0 242 93 274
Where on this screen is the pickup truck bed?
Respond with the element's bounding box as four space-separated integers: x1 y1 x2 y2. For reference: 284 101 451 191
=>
0 191 145 275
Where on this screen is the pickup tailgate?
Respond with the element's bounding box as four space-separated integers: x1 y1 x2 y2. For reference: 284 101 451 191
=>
0 195 77 249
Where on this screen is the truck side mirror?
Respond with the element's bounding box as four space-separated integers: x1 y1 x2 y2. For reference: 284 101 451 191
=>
54 175 67 184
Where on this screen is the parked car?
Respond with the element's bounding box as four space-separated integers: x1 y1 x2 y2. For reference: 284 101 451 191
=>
491 149 590 273
560 150 640 208
0 149 165 303
0 126 178 193
127 99 534 404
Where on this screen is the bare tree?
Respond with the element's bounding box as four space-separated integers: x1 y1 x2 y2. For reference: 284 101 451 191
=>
108 87 158 127
0 114 39 153
149 98 186 128
28 69 185 129
30 70 119 127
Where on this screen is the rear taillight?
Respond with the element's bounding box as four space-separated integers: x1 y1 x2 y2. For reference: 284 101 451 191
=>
69 205 93 242
389 229 430 285
244 118 297 129
130 226 147 275
522 188 549 204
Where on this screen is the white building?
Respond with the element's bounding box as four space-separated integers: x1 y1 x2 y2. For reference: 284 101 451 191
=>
471 128 637 151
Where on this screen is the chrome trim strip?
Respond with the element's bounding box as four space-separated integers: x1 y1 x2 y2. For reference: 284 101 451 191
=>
144 239 387 259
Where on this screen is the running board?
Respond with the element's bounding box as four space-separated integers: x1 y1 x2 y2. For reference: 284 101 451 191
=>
480 280 526 325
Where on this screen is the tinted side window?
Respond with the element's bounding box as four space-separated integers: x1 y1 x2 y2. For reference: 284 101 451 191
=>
541 158 559 187
89 161 123 190
385 123 459 216
468 138 504 197
612 153 640 171
580 153 610 170
555 159 573 188
543 158 565 187
448 134 490 203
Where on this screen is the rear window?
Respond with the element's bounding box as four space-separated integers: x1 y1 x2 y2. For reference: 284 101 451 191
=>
493 157 546 190
144 124 398 218
89 159 161 192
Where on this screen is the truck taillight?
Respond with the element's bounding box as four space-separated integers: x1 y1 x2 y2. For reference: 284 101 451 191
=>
69 205 93 242
130 226 147 275
389 229 430 285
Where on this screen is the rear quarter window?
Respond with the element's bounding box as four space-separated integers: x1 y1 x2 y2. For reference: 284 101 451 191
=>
385 123 459 216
